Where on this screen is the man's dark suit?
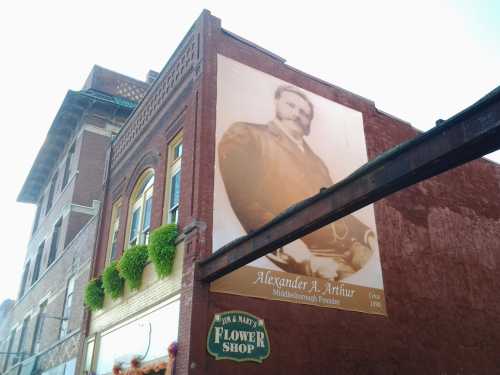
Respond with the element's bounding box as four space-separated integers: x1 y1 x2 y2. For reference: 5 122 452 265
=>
218 121 374 278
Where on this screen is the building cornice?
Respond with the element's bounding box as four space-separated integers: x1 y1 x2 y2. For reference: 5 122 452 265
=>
17 91 136 203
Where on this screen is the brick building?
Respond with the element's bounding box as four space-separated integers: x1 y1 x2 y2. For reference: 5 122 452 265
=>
0 67 150 375
79 10 500 375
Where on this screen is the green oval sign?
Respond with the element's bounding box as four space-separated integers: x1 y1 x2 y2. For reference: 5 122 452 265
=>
207 310 270 363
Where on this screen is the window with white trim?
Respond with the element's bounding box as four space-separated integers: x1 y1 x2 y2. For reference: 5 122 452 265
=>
47 219 62 266
31 300 47 354
14 317 29 364
59 275 75 339
61 143 75 189
127 171 154 246
45 173 58 214
31 242 44 286
83 338 96 375
106 199 122 264
18 261 30 298
166 134 182 225
32 196 43 234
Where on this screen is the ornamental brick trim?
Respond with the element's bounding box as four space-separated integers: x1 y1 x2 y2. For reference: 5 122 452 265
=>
111 31 201 167
116 81 147 102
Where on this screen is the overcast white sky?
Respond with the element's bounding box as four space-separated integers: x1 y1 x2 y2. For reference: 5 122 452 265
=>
1 0 499 302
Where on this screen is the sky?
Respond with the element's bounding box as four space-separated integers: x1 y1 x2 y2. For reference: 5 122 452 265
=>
0 0 499 302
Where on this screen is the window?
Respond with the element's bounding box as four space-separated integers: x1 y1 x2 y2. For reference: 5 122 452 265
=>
47 219 62 266
32 197 43 234
83 338 96 375
3 330 15 371
174 142 183 159
31 242 44 286
18 262 30 298
166 134 182 224
59 276 75 339
61 143 75 189
96 297 180 375
63 359 76 375
168 171 181 224
14 317 29 364
45 173 58 214
107 200 122 264
127 172 154 246
31 301 47 354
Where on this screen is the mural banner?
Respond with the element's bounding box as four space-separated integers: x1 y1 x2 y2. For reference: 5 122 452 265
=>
212 54 386 315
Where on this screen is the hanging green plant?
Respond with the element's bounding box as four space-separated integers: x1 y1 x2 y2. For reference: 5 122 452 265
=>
102 261 125 299
84 278 105 311
119 245 149 290
148 224 178 278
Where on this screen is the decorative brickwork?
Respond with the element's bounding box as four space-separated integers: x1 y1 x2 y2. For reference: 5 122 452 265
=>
36 332 80 372
116 81 147 102
82 65 149 103
111 34 200 166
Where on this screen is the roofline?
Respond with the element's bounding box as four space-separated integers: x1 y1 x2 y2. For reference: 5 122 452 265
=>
17 90 136 203
221 28 286 63
110 12 203 147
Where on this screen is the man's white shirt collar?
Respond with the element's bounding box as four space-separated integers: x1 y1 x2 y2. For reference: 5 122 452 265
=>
272 120 306 153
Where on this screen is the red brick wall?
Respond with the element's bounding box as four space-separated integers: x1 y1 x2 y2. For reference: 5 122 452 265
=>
179 13 500 375
89 11 500 375
72 130 109 207
93 97 191 276
64 212 93 248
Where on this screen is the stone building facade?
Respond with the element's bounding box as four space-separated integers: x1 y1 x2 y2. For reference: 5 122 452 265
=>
0 67 149 375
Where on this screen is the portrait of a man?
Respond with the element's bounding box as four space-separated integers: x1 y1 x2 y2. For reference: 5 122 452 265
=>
218 84 376 281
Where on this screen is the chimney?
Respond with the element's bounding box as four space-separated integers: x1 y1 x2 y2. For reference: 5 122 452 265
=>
435 119 445 126
146 70 160 84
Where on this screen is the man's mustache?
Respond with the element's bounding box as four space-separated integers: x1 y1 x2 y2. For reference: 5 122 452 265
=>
283 117 309 132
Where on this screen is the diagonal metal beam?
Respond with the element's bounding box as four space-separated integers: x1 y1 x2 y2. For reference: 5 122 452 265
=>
199 86 500 282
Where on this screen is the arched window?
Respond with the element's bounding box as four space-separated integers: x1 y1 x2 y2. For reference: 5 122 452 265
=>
127 171 154 246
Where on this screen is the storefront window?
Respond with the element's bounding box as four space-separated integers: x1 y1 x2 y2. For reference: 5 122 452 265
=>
96 298 179 375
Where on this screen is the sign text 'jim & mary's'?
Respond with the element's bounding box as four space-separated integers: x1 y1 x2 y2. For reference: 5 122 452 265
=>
207 311 270 363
